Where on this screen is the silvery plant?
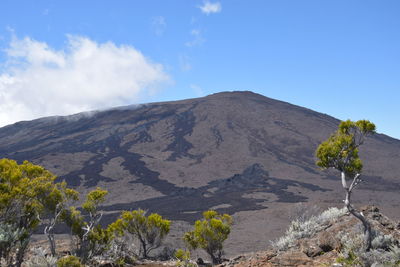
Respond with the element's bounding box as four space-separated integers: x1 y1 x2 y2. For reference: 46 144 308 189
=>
25 247 57 267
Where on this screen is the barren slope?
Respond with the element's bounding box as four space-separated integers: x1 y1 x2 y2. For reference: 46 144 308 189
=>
1 91 399 255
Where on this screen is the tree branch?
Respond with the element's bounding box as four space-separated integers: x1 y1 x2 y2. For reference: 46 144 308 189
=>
349 173 361 192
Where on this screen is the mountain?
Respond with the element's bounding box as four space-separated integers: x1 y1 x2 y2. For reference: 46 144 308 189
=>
1 91 399 256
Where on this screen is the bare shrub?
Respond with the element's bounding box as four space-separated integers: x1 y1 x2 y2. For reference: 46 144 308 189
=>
272 207 346 251
25 247 57 267
337 228 400 266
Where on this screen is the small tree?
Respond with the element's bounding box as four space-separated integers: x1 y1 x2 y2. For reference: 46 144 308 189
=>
62 187 114 263
113 209 170 259
184 210 232 265
316 119 376 251
35 180 79 256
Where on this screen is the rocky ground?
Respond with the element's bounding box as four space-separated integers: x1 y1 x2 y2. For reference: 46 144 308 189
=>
218 206 400 267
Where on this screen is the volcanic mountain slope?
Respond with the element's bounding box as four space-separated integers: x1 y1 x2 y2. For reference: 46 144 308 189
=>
1 91 399 255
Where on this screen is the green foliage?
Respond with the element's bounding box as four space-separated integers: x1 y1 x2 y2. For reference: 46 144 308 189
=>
184 210 232 264
0 159 126 265
81 187 107 215
41 181 79 256
87 224 116 258
175 249 197 267
316 119 375 176
57 255 84 267
62 188 108 239
62 187 113 263
115 209 171 258
316 120 376 252
61 206 86 239
0 158 73 265
175 249 189 260
0 158 55 223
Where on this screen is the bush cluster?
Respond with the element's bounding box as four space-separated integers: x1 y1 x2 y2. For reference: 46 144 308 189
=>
0 158 233 266
0 159 172 266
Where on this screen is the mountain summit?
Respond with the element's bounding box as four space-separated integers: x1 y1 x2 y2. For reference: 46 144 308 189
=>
1 91 399 255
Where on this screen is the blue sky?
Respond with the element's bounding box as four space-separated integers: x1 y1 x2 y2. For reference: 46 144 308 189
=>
0 1 399 139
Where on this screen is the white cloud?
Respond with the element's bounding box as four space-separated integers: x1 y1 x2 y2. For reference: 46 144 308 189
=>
151 16 166 36
185 29 205 47
0 35 170 127
198 1 222 15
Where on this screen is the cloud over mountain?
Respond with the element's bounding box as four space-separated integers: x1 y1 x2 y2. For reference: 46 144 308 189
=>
0 35 170 127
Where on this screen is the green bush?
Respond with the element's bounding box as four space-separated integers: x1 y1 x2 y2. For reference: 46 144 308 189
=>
0 158 78 265
62 188 115 263
175 249 197 267
57 255 84 267
184 210 232 265
111 209 171 259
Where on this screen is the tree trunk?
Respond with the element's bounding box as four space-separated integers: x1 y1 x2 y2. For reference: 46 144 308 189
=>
48 233 56 257
342 172 372 251
210 253 219 265
207 248 221 265
45 224 57 257
139 236 147 259
15 239 29 267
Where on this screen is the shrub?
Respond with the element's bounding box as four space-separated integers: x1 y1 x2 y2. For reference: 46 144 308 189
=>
0 158 76 265
337 228 400 266
57 255 84 267
62 187 115 263
175 249 198 267
0 223 24 265
371 233 396 250
157 245 176 261
272 207 346 251
184 210 232 265
389 245 400 265
25 247 57 267
111 209 171 259
289 203 321 223
101 237 137 266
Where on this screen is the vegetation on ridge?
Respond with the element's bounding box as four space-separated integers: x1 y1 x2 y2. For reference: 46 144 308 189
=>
316 119 376 251
268 205 400 267
0 159 172 266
